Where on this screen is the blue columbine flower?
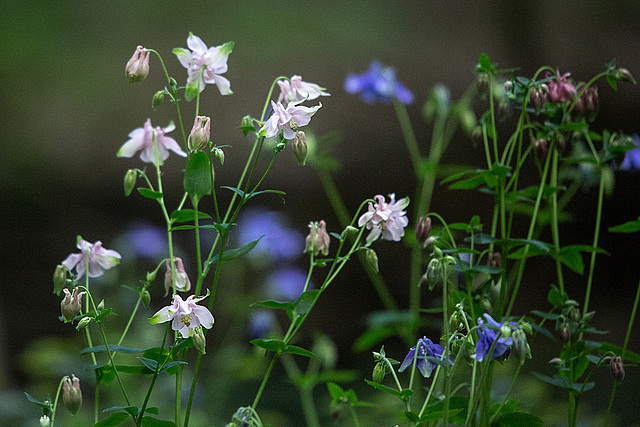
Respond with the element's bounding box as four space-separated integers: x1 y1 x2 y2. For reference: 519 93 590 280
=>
619 134 640 171
398 337 453 378
344 60 414 104
473 313 517 362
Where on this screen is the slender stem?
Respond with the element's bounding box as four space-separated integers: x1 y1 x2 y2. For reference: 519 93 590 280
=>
442 261 450 427
549 149 565 294
49 376 67 427
392 98 421 176
581 169 605 319
137 325 171 425
348 405 362 427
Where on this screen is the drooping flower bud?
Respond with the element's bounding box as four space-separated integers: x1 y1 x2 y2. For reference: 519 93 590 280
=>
372 362 386 383
617 68 636 84
512 329 531 365
415 216 431 244
305 220 330 256
125 45 150 83
76 316 92 330
610 356 625 382
61 288 86 323
164 257 191 294
559 321 571 344
240 115 254 136
426 258 443 291
53 264 69 296
62 375 82 415
504 80 513 93
40 416 51 427
214 147 225 165
146 271 156 282
292 131 308 166
476 72 489 95
192 326 207 355
123 169 137 196
364 248 379 273
188 116 211 152
534 138 548 159
549 357 563 368
487 252 502 267
529 86 547 113
141 289 151 307
152 90 166 109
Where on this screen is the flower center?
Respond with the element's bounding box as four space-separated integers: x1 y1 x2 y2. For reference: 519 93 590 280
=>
181 314 192 327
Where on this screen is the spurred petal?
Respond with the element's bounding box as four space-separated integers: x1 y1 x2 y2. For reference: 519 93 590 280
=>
192 306 214 329
62 253 82 271
173 48 193 68
211 74 232 95
148 306 173 324
117 136 145 158
186 33 208 55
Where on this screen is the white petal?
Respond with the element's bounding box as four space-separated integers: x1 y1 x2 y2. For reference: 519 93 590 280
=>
173 48 193 69
192 306 214 329
212 74 232 95
187 34 208 54
117 137 144 158
62 253 82 271
148 306 173 324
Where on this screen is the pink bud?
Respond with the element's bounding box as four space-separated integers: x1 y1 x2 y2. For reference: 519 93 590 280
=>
610 356 625 382
125 46 150 83
62 375 82 415
416 216 432 244
61 288 85 323
188 116 211 152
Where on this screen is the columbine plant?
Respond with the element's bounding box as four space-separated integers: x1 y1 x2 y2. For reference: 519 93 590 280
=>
27 33 640 427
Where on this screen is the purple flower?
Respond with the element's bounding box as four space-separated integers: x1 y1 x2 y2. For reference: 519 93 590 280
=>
398 337 453 378
546 69 576 104
358 193 409 245
118 119 186 166
121 221 167 260
62 238 121 279
620 135 640 171
149 293 214 338
236 208 304 263
259 100 321 141
173 33 233 95
265 267 309 301
277 75 330 103
473 313 517 362
344 60 413 104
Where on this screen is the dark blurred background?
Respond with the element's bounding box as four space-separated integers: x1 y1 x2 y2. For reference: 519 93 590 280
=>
2 1 640 425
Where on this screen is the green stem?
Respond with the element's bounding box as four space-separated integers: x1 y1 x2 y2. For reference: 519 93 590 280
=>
136 324 170 426
392 98 421 176
549 149 565 294
581 169 605 319
49 376 67 427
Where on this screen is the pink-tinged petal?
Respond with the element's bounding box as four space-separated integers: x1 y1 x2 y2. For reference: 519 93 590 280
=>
173 48 193 69
163 122 176 133
62 253 82 271
127 127 146 140
160 136 187 157
117 135 145 158
358 211 373 227
186 33 208 55
178 325 191 338
75 261 87 279
211 74 232 95
148 306 174 324
185 294 208 305
87 262 105 278
140 145 162 166
192 306 214 329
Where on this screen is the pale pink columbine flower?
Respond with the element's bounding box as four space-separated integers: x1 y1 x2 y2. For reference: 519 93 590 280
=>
61 288 86 323
358 194 410 245
260 100 322 141
173 33 233 95
149 293 214 338
277 75 330 103
546 69 576 104
305 220 330 256
62 238 121 279
164 257 191 294
125 45 150 83
117 119 186 166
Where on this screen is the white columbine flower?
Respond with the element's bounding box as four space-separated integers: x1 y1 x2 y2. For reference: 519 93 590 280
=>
164 257 191 294
358 194 410 245
62 238 121 279
173 33 233 95
260 100 321 141
118 119 186 166
277 75 330 103
149 293 214 338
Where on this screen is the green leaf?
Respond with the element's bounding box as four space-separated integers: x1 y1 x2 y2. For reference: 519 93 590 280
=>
531 372 594 393
557 245 608 275
294 290 320 316
449 174 486 190
251 300 294 312
81 345 143 355
364 379 404 397
24 392 52 410
609 218 640 233
221 186 286 201
283 345 317 358
593 342 640 364
531 310 561 321
327 382 344 400
491 412 544 427
184 151 211 201
170 223 227 233
548 285 567 307
606 74 618 91
208 236 263 265
103 406 139 416
353 326 396 352
94 412 131 427
250 338 286 353
137 188 163 201
170 209 212 223
140 417 177 427
479 53 491 71
184 81 200 102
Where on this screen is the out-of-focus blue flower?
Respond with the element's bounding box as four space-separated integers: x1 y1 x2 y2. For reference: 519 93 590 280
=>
344 60 414 104
118 221 168 261
620 135 640 171
398 336 452 378
265 267 310 301
473 313 517 362
249 309 276 339
236 208 304 264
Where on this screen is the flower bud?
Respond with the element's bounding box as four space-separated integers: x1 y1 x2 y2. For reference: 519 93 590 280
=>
240 115 254 136
610 356 625 382
61 288 86 323
476 72 489 95
372 362 386 383
164 257 191 294
549 357 563 368
76 316 92 330
305 220 331 256
192 326 206 355
617 68 636 84
364 248 379 273
124 169 137 196
146 271 156 282
141 289 151 307
426 258 442 291
529 86 547 114
40 416 51 427
152 90 166 109
292 131 308 166
534 138 548 158
512 329 531 365
500 324 511 339
125 45 150 83
415 216 431 244
559 322 571 344
504 80 513 93
188 116 211 152
62 375 82 415
487 252 502 267
214 147 225 165
53 264 69 296
582 311 596 324
570 307 581 323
